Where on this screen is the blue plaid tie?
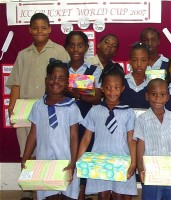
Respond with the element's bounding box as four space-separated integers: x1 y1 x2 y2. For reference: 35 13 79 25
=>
48 105 58 129
105 110 118 134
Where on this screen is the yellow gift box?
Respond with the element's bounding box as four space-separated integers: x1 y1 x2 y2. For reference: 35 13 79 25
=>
145 69 166 80
69 74 95 96
143 156 171 186
18 160 70 190
10 99 38 128
76 152 131 182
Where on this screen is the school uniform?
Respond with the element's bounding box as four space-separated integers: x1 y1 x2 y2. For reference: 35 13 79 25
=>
81 102 137 196
28 96 83 200
6 39 70 157
120 73 150 109
134 108 171 200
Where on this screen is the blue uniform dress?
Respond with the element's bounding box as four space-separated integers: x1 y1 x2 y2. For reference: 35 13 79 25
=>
28 96 83 200
81 102 137 195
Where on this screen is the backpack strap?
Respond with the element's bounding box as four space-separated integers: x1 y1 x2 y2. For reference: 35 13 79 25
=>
84 65 97 75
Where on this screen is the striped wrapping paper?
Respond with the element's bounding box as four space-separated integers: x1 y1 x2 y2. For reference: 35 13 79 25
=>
18 160 70 190
143 156 171 186
10 99 38 127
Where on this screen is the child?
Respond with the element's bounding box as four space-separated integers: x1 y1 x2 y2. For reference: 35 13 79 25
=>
87 34 119 69
6 13 69 199
134 78 171 200
120 42 150 109
77 63 137 200
140 27 169 72
21 60 82 200
64 31 102 200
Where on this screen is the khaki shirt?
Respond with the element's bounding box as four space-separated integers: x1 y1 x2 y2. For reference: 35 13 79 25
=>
6 39 70 98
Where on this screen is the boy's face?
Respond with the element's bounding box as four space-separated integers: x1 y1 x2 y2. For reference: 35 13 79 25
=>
29 19 51 45
130 49 149 75
101 75 125 106
66 35 88 62
98 36 118 60
141 31 160 55
45 68 68 96
146 82 169 110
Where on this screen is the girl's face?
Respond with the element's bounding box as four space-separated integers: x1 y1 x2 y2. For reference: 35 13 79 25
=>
141 31 159 55
66 34 88 62
29 19 51 45
146 82 169 111
45 68 68 96
130 49 149 75
98 36 118 59
101 75 125 106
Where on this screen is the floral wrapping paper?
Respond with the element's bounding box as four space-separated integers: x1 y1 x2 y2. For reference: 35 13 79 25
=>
76 152 131 182
69 74 95 96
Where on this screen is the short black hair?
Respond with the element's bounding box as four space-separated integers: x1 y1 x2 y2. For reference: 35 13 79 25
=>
147 78 169 93
99 34 119 49
64 31 89 48
99 62 125 85
46 58 69 77
30 13 50 27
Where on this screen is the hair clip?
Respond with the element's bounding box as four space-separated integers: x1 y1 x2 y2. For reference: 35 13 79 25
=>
49 58 62 64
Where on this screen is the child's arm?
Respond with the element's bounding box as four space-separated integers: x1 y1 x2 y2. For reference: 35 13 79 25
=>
77 129 93 160
67 88 102 105
137 138 145 183
8 85 20 117
21 123 36 169
63 123 79 183
127 130 136 179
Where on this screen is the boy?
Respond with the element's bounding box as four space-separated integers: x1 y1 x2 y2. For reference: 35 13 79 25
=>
86 34 119 69
6 13 69 200
134 78 171 200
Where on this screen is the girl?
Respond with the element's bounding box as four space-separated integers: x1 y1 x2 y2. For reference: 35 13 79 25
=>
77 63 137 200
120 42 150 109
21 60 82 200
64 31 102 200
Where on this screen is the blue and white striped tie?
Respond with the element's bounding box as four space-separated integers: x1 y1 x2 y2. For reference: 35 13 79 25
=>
48 105 58 129
105 110 118 134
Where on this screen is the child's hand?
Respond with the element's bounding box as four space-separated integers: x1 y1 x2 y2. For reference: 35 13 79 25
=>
140 170 145 183
21 160 27 170
127 163 136 179
63 163 75 184
66 88 81 99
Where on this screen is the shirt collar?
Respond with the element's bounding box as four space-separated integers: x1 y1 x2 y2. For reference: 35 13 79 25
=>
27 39 53 52
100 100 130 110
43 94 75 107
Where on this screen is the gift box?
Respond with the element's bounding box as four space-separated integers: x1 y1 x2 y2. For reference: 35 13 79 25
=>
10 99 38 128
69 74 95 96
18 160 70 190
76 152 131 182
143 156 171 186
145 69 166 80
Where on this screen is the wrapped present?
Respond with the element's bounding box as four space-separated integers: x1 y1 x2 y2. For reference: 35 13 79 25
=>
76 152 131 182
145 69 166 80
18 160 70 190
69 74 95 96
10 99 38 128
143 156 171 186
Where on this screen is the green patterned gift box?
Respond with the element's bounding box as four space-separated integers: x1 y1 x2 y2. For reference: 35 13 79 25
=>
10 99 38 127
76 152 131 182
18 160 70 190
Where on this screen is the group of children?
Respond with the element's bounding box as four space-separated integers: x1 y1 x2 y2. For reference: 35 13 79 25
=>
6 13 171 200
